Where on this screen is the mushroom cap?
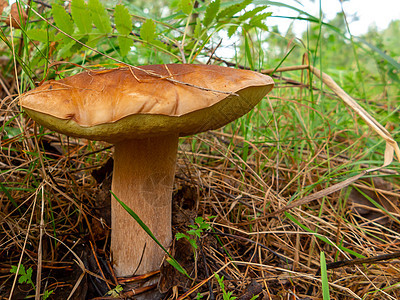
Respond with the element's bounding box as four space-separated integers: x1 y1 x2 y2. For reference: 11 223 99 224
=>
20 64 274 143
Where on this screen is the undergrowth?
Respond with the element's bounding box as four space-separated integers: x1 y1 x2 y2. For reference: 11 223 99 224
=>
0 0 399 299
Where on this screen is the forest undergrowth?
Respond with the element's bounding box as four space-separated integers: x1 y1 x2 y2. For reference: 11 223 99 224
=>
1 0 400 299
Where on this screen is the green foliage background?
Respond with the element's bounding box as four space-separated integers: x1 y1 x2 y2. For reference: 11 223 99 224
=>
1 0 398 101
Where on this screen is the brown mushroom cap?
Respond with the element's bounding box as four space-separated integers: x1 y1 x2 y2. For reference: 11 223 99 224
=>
20 64 274 143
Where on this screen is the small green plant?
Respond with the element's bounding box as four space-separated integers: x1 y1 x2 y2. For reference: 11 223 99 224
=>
10 264 54 300
43 290 54 300
195 292 204 299
214 273 259 300
10 265 35 289
215 273 237 300
175 216 213 249
105 284 123 297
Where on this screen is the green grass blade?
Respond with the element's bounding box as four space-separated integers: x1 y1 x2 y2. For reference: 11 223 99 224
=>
270 44 296 75
111 191 189 277
244 33 254 70
355 37 400 70
320 251 330 300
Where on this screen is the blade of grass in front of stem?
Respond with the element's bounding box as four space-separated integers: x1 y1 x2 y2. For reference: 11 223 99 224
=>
111 191 190 278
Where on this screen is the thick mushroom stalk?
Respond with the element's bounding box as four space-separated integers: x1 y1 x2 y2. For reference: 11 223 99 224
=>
111 134 178 276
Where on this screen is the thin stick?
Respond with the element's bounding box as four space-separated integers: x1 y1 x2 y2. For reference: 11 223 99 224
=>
35 186 45 300
0 75 12 97
9 189 39 299
325 251 400 272
262 64 310 74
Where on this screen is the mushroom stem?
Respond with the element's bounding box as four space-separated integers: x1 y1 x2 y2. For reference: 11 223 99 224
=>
111 134 179 276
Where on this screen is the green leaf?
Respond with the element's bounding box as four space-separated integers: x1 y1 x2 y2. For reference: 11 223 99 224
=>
239 6 268 21
215 273 223 285
179 0 193 15
26 29 55 42
71 0 92 34
10 265 34 286
57 34 89 59
253 21 268 31
43 290 54 300
106 285 123 297
195 216 204 224
227 25 239 37
194 18 202 37
70 35 89 53
199 222 210 230
216 0 252 20
140 19 156 42
117 36 133 57
111 191 189 277
3 126 21 139
20 267 33 285
115 4 133 56
18 275 26 284
249 12 272 25
187 228 199 236
57 39 75 59
203 0 220 27
188 238 198 249
170 0 181 10
115 4 132 35
150 39 167 50
51 4 74 35
175 232 189 240
88 0 111 34
244 33 254 70
10 265 19 274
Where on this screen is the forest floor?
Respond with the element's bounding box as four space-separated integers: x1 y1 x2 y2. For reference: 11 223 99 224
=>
1 64 400 300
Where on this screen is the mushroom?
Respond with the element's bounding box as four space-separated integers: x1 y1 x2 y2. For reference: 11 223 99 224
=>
20 64 274 277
